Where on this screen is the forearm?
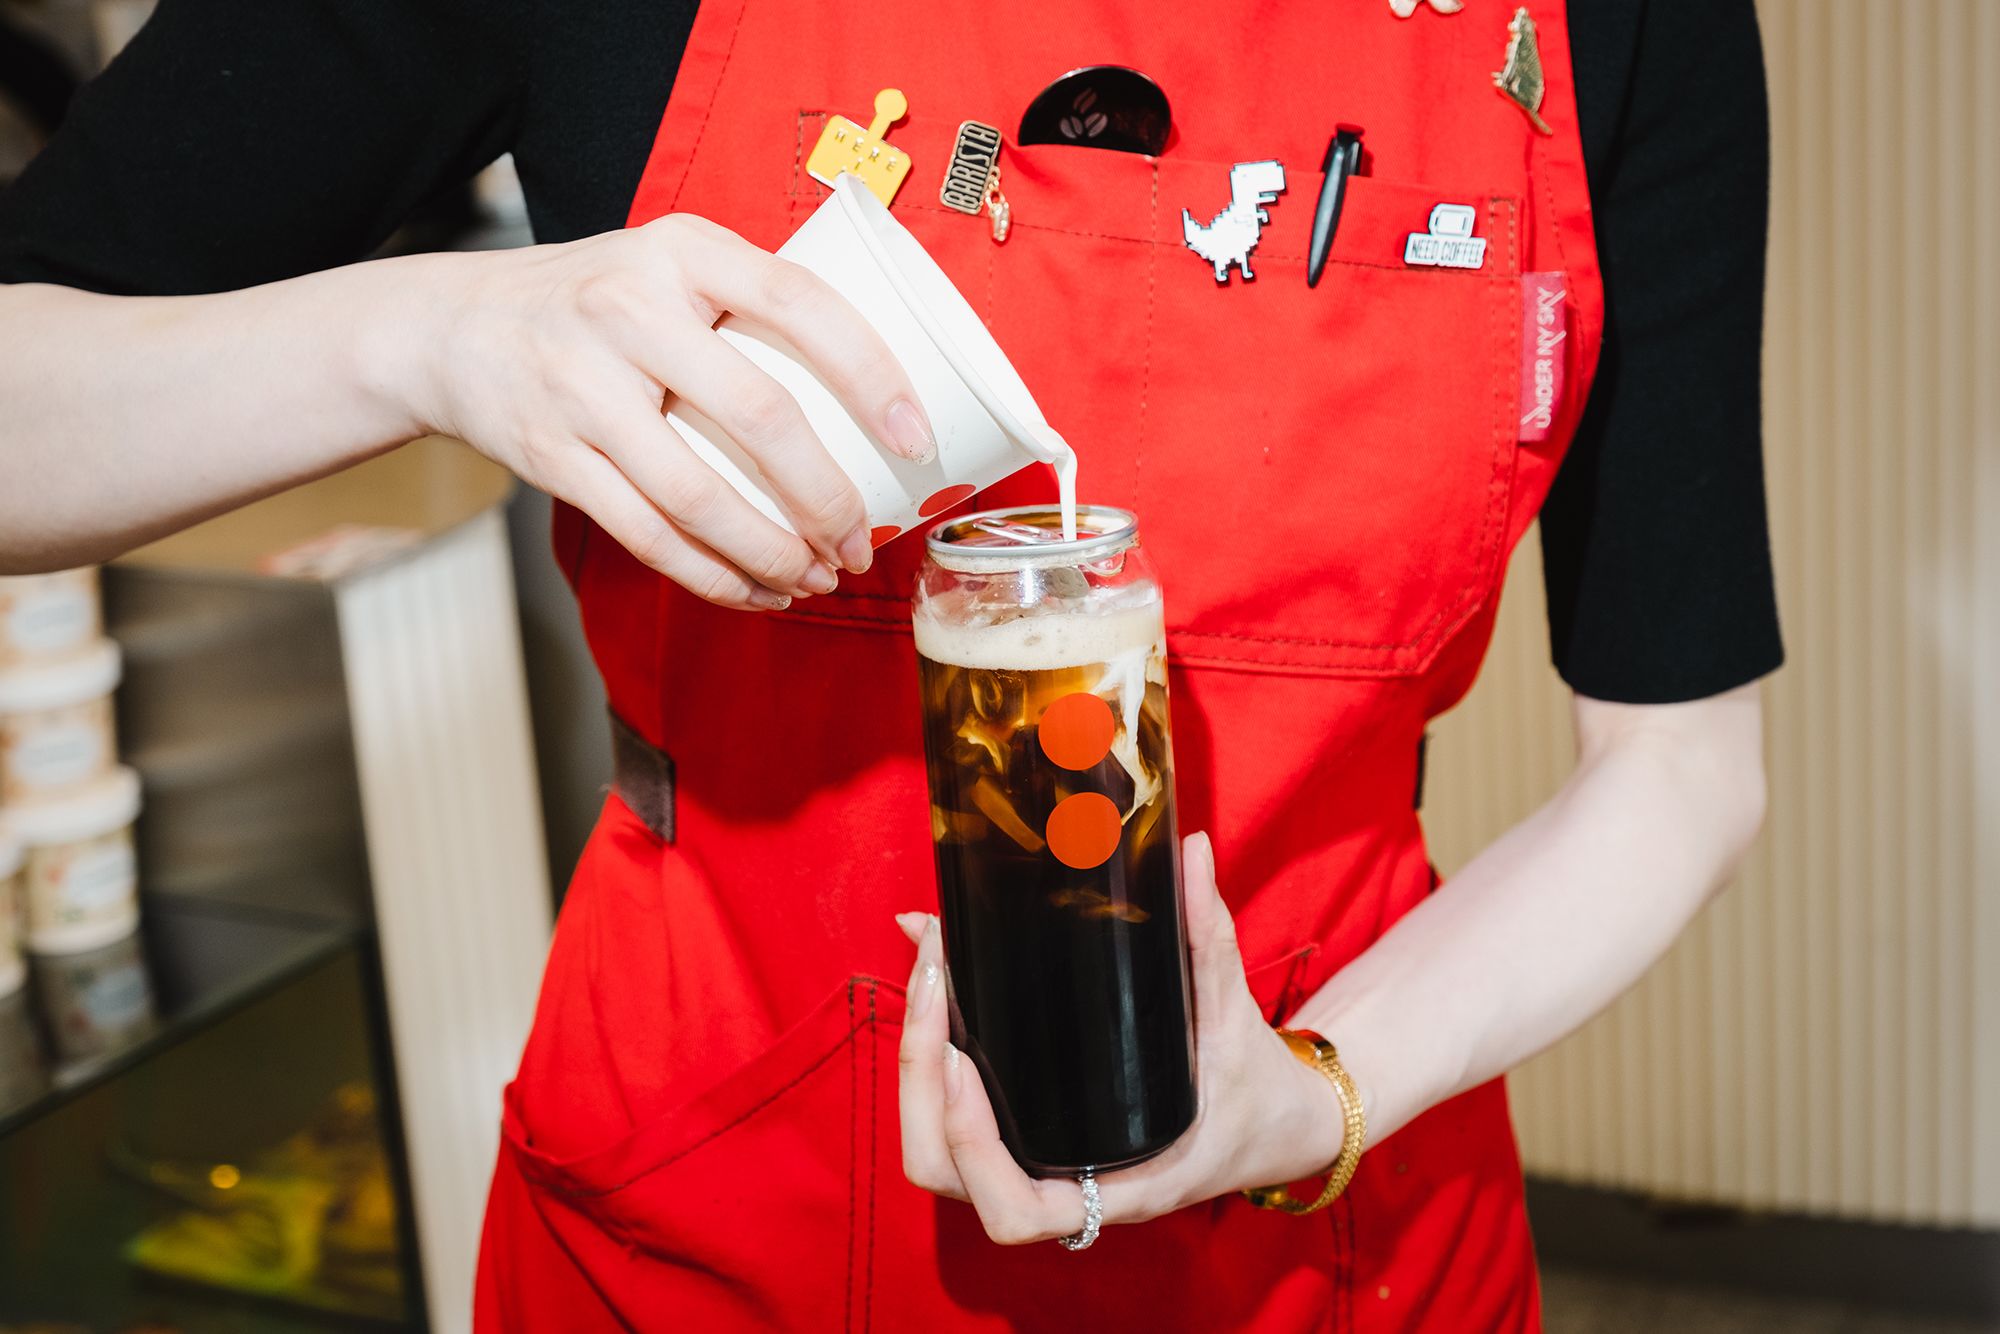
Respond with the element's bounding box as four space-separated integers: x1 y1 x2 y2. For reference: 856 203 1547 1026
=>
0 260 443 572
1291 684 1768 1145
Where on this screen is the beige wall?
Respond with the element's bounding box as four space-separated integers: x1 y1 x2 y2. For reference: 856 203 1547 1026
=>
1424 0 2000 1226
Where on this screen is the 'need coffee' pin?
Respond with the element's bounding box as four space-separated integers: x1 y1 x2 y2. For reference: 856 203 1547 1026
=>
1404 203 1487 270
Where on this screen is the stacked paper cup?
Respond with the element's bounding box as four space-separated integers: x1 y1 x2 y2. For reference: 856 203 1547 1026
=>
0 569 143 977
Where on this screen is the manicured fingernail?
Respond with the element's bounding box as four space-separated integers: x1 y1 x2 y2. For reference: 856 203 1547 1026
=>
894 911 927 938
801 561 838 595
943 1042 963 1103
885 399 938 463
912 959 940 1020
839 529 874 574
910 918 941 1018
751 590 792 611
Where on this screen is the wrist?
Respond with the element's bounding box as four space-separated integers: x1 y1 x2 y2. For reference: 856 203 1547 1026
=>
1242 1027 1368 1216
344 251 470 444
1279 1031 1349 1177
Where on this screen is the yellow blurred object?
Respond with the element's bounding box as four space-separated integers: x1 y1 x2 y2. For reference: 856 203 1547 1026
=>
119 1081 403 1320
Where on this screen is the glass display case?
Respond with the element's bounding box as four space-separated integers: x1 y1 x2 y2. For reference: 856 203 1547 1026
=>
0 894 422 1331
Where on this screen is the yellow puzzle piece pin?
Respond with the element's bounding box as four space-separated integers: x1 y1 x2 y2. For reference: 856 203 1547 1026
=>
807 88 913 206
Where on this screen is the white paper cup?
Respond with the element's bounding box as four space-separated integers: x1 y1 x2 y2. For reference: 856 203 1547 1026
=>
0 568 102 670
0 637 122 803
14 764 142 955
667 174 1073 548
34 924 154 1064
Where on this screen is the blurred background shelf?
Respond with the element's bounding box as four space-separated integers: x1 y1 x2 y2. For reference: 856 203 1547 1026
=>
0 895 361 1140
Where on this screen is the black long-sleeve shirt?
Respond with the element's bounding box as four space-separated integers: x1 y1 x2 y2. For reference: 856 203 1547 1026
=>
0 0 1782 702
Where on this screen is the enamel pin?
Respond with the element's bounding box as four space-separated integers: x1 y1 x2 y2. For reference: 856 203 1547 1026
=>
807 88 913 205
1182 160 1286 284
1405 203 1487 270
1494 8 1555 134
939 120 1012 242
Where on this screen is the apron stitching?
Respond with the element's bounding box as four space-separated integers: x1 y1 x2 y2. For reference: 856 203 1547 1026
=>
778 603 1465 661
984 228 996 325
532 1020 869 1198
845 978 858 1334
1339 1191 1354 1332
1477 200 1519 601
1536 153 1568 275
810 591 905 602
1135 159 1158 508
793 110 814 194
1174 625 1441 651
777 608 917 632
773 605 1430 651
863 982 878 1334
1496 197 1524 539
1428 195 1519 659
664 0 751 214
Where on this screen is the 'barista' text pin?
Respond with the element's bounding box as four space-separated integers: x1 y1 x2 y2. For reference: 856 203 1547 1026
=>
940 120 1012 243
807 88 914 206
1405 203 1487 269
1182 160 1286 284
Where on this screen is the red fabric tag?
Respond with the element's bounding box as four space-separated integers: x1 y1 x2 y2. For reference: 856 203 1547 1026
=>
1519 271 1569 443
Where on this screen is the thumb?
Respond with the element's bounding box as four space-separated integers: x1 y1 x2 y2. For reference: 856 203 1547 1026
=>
1180 831 1248 1003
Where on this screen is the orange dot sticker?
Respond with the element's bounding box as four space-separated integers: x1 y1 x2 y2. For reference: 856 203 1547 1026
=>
1039 692 1116 770
869 525 901 548
918 483 977 517
1046 792 1122 870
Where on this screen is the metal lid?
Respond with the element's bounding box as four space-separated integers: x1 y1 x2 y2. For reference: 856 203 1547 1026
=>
924 505 1138 572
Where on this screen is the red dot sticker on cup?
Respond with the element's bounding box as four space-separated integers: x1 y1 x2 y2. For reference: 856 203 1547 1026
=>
1046 792 1122 870
918 484 978 517
1039 692 1116 770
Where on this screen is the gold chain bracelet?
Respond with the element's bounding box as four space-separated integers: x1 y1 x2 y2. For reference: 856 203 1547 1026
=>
1242 1027 1366 1216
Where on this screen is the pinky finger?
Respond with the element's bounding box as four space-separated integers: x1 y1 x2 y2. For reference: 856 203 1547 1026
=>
557 448 793 611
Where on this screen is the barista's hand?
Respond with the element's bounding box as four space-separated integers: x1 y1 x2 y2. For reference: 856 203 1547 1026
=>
894 832 1352 1244
398 214 937 610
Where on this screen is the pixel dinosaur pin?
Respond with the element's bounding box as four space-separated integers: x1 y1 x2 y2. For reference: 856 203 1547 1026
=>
1181 160 1286 284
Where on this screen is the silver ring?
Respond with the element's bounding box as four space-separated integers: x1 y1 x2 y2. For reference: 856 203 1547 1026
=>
1057 1170 1102 1251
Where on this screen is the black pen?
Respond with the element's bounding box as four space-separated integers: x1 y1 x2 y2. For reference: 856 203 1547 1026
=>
1307 124 1365 288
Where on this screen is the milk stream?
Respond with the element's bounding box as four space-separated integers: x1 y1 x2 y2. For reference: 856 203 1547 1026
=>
1051 441 1079 543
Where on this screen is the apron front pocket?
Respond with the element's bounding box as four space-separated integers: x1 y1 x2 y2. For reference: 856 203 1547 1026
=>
505 976 903 1331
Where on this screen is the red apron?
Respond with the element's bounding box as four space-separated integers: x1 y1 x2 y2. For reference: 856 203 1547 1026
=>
477 1 1602 1328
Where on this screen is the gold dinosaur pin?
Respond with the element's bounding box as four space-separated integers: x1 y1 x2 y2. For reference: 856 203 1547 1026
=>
1494 8 1555 135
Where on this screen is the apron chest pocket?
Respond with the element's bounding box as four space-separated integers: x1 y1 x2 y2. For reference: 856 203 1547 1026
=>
980 147 1527 678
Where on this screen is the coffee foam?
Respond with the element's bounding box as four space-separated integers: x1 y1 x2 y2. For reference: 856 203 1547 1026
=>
913 598 1164 671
